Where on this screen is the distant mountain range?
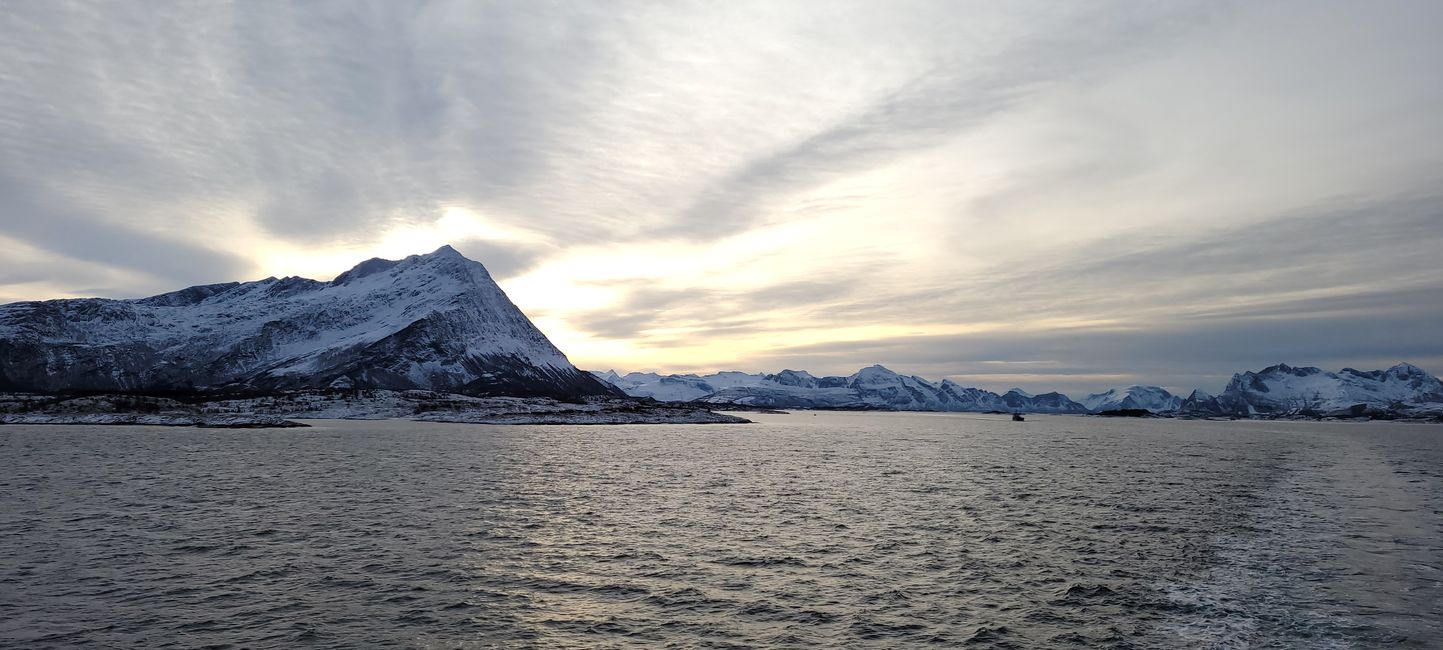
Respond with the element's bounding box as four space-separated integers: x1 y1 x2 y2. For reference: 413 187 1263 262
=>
4 244 1439 421
1180 362 1443 418
0 246 617 398
595 362 1443 419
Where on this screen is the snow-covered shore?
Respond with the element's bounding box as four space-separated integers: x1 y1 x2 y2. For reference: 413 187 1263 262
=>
0 390 750 427
0 413 309 428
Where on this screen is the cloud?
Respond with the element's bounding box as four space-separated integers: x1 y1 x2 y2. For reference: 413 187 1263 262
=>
568 270 890 341
574 287 707 339
655 3 1219 241
751 293 1443 395
453 240 548 280
808 192 1443 330
0 171 255 287
2 1 1441 391
655 193 1443 392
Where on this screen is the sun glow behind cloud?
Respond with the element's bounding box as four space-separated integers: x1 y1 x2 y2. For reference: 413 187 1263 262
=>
252 207 546 280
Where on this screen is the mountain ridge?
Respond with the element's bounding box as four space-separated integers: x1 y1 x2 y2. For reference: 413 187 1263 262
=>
5 247 1437 418
0 245 618 398
596 362 1443 418
1207 361 1443 417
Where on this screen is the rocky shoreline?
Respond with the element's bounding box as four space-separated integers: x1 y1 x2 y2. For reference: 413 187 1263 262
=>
0 390 750 427
0 413 310 428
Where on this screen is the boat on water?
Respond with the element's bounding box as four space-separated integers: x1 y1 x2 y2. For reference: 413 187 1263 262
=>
1012 413 1025 421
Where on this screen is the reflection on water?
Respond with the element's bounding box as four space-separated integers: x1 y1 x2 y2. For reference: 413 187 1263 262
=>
1 412 1440 648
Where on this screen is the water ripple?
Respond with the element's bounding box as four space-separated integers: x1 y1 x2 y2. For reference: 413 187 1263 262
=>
1 413 1440 648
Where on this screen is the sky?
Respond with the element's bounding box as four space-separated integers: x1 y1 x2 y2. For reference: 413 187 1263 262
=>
1 1 1441 395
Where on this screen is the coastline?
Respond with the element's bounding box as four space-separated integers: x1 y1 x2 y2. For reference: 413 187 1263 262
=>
0 390 750 428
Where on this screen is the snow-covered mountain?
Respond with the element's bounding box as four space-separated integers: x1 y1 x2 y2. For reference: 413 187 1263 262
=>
1081 385 1183 413
1177 389 1227 417
600 365 1150 414
595 365 1091 413
594 370 722 402
596 362 1443 417
844 365 969 410
1209 363 1443 416
0 245 617 398
943 381 1013 412
1002 389 1090 414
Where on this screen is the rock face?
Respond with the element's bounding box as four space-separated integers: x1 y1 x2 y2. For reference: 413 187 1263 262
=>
597 365 1091 413
1211 362 1443 417
1003 390 1090 414
1177 389 1229 417
0 246 618 399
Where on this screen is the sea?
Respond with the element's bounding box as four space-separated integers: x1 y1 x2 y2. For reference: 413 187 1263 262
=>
2 412 1440 648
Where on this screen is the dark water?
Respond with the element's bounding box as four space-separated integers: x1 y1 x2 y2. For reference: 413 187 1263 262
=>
2 413 1441 649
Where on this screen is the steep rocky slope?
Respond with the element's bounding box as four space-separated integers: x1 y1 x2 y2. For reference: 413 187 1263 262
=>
0 246 617 398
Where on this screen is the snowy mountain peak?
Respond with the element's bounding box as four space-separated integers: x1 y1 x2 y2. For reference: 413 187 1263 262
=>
601 366 1090 414
334 245 478 283
1258 363 1323 378
1386 362 1428 378
768 369 819 388
1082 385 1182 413
594 369 624 386
1213 362 1443 416
333 257 401 284
134 282 242 307
591 360 1442 418
848 365 904 388
0 246 616 398
1179 389 1227 416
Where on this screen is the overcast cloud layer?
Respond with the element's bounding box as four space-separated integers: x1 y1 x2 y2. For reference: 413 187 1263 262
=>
2 0 1441 394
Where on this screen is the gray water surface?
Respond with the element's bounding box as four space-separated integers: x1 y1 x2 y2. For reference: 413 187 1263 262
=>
2 412 1440 648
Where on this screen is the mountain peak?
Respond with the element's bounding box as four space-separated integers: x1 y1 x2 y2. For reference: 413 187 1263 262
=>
1389 362 1425 375
1082 384 1179 413
1259 363 1322 377
333 256 401 284
429 244 464 258
768 369 819 388
1 247 615 398
848 365 903 387
331 244 492 287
